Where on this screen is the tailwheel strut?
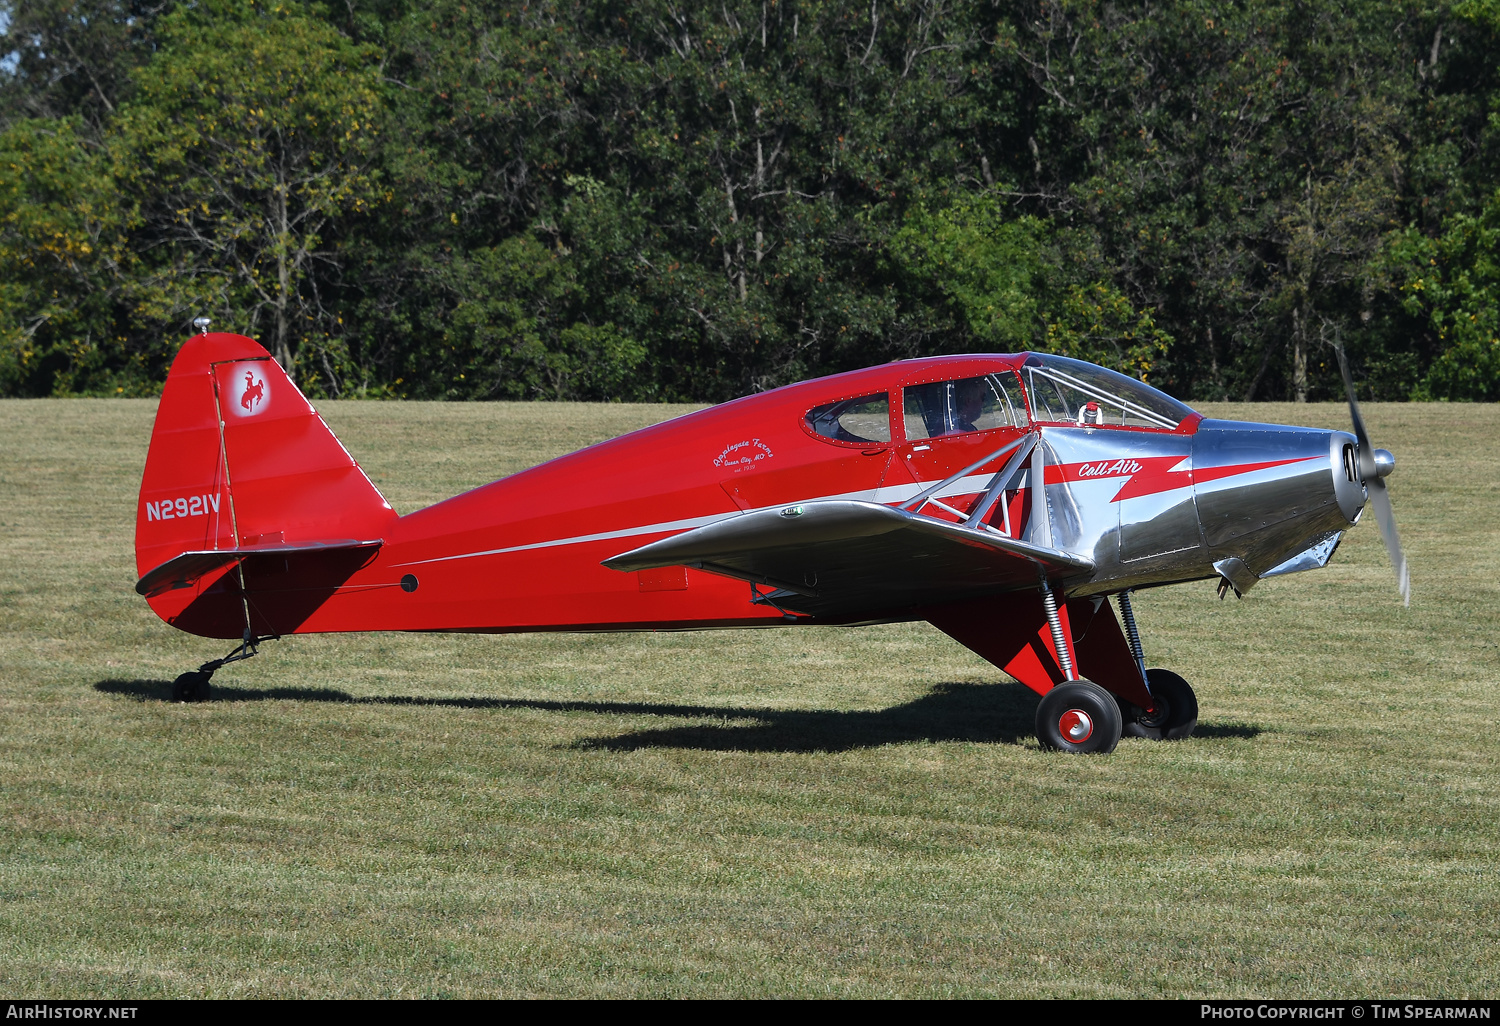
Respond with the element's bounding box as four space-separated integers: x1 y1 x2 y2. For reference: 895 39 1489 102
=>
1034 572 1122 754
171 630 278 703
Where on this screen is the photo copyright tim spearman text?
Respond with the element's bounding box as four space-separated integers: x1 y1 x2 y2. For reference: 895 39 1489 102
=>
1203 1009 1492 1021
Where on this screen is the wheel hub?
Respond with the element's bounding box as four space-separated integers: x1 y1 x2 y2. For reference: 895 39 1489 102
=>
1137 696 1170 729
1058 709 1094 743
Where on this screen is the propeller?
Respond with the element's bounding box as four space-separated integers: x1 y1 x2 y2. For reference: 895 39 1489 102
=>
1335 347 1410 606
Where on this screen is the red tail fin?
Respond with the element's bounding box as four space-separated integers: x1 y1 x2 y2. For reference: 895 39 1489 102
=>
136 333 396 628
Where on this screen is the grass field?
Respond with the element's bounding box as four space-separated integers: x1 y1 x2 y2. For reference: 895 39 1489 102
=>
1 397 1497 998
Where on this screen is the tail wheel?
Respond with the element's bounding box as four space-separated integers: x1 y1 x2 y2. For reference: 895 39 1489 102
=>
1036 680 1123 754
171 671 212 703
1119 669 1197 740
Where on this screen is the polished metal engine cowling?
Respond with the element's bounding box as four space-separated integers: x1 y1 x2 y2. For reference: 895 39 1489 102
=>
1191 420 1362 582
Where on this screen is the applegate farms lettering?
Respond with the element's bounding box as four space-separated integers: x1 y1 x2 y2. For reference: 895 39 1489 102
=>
713 438 773 469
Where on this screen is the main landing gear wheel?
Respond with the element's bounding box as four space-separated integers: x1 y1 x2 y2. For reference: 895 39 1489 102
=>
1118 669 1197 741
171 670 212 703
1036 680 1123 754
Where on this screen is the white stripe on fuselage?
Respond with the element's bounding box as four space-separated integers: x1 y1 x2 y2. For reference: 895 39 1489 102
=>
389 471 1007 568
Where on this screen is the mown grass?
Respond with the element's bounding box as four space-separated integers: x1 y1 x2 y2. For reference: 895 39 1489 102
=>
0 398 1496 998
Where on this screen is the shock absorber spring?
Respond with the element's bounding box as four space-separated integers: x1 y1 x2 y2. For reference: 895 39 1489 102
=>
1040 580 1077 681
1118 589 1148 689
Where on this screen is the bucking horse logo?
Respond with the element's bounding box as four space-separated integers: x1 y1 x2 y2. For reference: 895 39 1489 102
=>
240 370 266 413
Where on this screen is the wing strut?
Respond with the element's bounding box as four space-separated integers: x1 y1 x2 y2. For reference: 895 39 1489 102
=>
967 434 1038 533
1028 438 1051 548
899 434 1026 520
898 430 1048 542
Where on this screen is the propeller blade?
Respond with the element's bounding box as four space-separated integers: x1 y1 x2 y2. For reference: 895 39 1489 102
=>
1367 478 1410 607
1335 346 1377 480
1335 345 1410 606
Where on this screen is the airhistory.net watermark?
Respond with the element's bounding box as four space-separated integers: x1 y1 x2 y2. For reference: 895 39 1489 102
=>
5 1007 137 1020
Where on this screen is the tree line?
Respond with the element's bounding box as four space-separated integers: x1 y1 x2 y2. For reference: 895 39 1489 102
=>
2 0 1497 403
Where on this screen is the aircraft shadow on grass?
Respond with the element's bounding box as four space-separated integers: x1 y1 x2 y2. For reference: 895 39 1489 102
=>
95 678 1262 753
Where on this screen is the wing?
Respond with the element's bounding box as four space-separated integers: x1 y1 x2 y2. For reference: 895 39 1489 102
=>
602 500 1093 618
136 539 383 597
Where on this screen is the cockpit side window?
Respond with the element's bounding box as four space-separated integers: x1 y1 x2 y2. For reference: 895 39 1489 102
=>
806 392 892 444
1027 372 1099 425
993 371 1029 426
903 374 1024 440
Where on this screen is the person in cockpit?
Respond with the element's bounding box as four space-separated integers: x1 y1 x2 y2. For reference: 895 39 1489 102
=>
952 377 987 435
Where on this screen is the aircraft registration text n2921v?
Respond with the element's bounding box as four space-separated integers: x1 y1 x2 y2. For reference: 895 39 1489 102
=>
144 494 221 522
132 331 1410 751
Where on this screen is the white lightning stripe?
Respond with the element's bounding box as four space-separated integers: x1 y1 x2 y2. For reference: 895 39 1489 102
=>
391 511 736 567
390 471 1009 568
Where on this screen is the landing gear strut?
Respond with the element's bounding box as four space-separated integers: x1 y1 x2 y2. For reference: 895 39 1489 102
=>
171 631 275 703
1114 591 1197 740
1034 574 1124 753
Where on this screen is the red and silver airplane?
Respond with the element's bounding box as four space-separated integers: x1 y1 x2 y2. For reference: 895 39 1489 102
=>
135 331 1408 752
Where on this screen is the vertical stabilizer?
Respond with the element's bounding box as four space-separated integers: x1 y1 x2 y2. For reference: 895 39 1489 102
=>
136 333 396 630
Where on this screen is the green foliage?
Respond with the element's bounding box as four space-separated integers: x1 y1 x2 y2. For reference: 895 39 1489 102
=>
436 235 645 400
0 0 1495 401
1386 193 1500 400
889 198 1044 350
0 117 143 395
889 195 1169 376
111 0 386 391
1044 283 1172 380
0 0 161 125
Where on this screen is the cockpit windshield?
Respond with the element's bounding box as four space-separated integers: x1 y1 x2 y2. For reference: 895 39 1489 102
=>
1021 354 1195 429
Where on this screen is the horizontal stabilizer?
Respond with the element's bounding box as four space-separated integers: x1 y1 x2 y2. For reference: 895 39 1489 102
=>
603 500 1092 617
136 539 383 597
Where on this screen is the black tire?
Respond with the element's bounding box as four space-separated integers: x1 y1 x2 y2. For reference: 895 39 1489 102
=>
1118 669 1197 740
1036 680 1123 754
171 671 212 703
